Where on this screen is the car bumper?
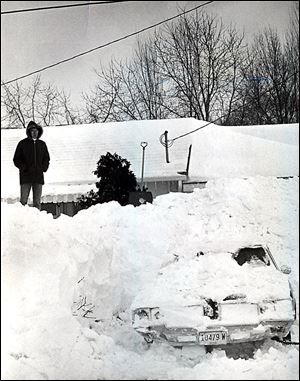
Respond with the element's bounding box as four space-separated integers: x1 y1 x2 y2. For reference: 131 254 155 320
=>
134 320 294 346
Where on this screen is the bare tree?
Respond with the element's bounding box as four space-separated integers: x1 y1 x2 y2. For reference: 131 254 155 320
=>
1 75 80 128
82 59 123 123
125 38 169 119
285 1 299 122
85 11 245 123
58 90 83 125
84 37 169 122
235 27 298 125
153 10 246 121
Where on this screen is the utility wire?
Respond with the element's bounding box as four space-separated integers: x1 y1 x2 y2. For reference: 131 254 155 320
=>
1 1 130 15
1 1 214 86
161 69 299 147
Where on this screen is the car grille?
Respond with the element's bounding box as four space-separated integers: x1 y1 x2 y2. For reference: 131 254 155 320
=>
163 327 198 335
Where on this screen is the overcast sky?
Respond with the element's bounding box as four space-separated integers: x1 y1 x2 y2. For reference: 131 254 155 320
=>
1 1 295 106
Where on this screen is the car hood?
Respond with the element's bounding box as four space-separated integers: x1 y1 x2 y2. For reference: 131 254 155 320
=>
131 255 291 310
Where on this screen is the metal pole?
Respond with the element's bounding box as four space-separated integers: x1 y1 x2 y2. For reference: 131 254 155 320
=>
140 142 148 190
164 131 170 163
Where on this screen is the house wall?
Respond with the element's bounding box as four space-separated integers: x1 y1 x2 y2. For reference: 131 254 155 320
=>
5 176 297 218
41 202 82 218
144 180 180 197
182 181 207 193
41 180 182 217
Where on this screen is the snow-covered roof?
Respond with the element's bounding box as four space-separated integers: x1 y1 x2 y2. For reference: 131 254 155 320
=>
1 118 299 200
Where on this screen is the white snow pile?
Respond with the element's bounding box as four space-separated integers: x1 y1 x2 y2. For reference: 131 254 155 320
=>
131 253 292 308
1 176 299 380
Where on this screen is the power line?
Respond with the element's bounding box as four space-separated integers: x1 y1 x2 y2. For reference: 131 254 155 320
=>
161 69 299 147
1 1 214 86
1 1 131 15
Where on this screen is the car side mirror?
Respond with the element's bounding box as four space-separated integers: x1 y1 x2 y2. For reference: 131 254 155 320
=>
280 265 291 274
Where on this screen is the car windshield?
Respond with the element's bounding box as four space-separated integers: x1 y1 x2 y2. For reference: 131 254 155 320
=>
233 246 270 266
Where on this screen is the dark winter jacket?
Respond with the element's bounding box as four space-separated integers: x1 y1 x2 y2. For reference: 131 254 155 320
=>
13 122 50 185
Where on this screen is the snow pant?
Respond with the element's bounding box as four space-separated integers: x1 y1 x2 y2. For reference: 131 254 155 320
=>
20 183 43 210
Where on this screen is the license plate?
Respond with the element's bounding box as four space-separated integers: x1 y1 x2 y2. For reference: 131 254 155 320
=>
198 331 227 345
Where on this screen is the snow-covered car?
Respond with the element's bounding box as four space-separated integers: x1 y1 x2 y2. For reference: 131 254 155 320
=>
131 244 296 347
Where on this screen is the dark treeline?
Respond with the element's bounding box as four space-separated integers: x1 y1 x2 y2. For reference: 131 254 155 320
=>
1 5 299 128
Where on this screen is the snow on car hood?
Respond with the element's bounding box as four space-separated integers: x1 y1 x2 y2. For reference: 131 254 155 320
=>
131 253 291 309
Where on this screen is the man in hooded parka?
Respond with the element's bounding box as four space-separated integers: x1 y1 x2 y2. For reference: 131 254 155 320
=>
13 121 50 210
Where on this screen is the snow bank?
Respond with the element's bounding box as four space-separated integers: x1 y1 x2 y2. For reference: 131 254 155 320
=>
1 176 298 380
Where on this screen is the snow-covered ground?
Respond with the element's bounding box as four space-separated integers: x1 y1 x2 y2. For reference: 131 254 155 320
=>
1 176 299 380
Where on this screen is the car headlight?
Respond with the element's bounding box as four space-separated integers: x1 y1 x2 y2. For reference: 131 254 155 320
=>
134 308 151 320
133 307 161 321
151 307 160 320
